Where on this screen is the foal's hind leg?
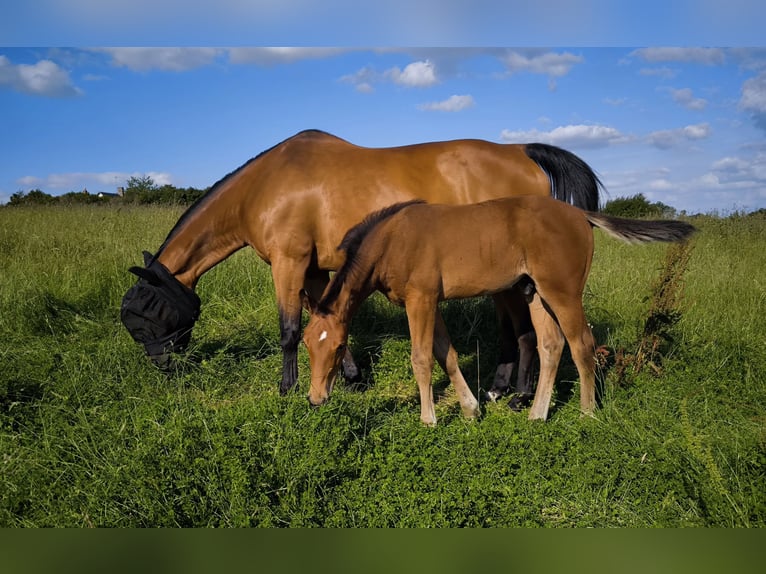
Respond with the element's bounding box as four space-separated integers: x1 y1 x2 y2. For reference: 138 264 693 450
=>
535 291 596 415
432 310 480 419
526 294 565 421
304 268 361 383
543 295 597 416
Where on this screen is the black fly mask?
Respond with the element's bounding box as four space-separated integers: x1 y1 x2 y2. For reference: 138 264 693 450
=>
120 251 201 367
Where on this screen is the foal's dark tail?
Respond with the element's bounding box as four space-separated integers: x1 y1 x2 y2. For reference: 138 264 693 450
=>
585 212 697 244
525 143 602 212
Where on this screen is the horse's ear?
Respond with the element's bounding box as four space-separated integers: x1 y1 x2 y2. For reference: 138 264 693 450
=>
142 251 154 266
300 289 317 314
129 266 161 285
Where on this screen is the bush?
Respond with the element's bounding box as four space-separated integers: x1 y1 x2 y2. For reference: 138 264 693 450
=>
603 193 676 218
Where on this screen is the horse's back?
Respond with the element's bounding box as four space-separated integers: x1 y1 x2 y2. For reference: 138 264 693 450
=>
235 131 553 267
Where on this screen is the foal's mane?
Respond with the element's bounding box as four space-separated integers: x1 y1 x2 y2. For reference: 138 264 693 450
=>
318 200 425 313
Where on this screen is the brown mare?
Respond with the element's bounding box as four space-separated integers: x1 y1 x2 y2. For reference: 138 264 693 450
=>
302 196 696 425
121 129 602 397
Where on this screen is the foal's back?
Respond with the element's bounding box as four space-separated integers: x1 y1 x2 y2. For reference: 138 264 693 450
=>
369 195 595 301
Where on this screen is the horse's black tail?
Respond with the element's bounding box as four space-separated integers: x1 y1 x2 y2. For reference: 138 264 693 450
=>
584 212 697 244
525 143 603 212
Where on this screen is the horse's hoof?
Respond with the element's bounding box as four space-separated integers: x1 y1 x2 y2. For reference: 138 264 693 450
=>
342 363 362 383
482 386 510 402
279 382 297 396
507 393 535 412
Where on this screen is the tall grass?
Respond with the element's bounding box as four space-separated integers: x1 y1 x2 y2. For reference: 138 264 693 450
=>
1 206 764 526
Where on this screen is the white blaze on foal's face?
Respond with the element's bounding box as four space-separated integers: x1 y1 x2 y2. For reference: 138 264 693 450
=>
303 315 346 405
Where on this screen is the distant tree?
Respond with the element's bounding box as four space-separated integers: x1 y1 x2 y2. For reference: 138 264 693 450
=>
7 189 57 207
603 193 677 218
123 175 159 204
58 190 103 205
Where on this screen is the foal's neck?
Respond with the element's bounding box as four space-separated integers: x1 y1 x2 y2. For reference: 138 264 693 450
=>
324 257 377 323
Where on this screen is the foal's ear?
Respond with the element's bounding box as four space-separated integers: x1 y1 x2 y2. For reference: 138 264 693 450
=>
300 289 318 314
142 251 155 267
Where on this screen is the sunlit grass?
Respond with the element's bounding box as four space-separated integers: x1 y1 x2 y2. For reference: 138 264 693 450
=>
1 205 764 526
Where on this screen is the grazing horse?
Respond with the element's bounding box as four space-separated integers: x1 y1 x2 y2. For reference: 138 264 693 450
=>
120 129 602 395
301 196 696 425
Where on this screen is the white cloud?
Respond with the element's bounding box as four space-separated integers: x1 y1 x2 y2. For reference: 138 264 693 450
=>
502 50 583 77
341 59 439 91
500 124 629 148
418 94 474 112
340 66 377 92
631 47 726 65
740 71 766 129
227 47 349 65
95 48 221 71
0 55 82 97
669 87 707 110
16 171 173 191
712 156 749 172
711 152 766 184
639 67 677 79
647 123 711 148
387 60 438 87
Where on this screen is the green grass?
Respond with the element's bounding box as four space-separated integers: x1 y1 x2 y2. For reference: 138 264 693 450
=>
1 205 764 527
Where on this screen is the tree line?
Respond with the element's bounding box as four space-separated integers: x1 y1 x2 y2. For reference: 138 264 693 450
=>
5 178 765 219
5 176 207 207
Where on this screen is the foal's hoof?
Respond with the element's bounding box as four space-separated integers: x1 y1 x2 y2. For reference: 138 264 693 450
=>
507 393 535 412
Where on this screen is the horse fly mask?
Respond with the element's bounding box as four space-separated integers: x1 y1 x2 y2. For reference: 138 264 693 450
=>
120 251 201 368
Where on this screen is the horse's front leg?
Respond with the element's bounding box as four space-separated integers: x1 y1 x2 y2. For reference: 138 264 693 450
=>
405 297 438 426
271 255 311 395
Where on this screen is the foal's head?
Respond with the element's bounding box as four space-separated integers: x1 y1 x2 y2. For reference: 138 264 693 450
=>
301 293 348 406
120 252 200 368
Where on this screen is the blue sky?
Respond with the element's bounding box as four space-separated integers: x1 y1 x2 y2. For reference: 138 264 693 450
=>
2 4 765 214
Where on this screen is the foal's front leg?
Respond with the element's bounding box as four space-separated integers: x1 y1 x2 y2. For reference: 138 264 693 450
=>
405 297 438 426
432 310 479 419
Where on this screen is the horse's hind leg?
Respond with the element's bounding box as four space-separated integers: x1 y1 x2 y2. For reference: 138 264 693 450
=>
487 287 536 409
432 310 479 419
486 294 518 401
526 293 565 421
304 268 361 383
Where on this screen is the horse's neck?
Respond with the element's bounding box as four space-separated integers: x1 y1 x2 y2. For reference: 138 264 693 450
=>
156 200 246 290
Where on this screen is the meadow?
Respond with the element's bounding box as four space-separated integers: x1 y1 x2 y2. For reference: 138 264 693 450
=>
0 204 763 527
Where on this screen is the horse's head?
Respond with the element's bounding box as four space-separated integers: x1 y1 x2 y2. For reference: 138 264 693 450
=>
120 251 201 369
301 292 348 407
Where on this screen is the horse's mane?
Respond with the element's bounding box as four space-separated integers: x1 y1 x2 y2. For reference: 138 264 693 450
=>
318 200 425 313
154 130 336 261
